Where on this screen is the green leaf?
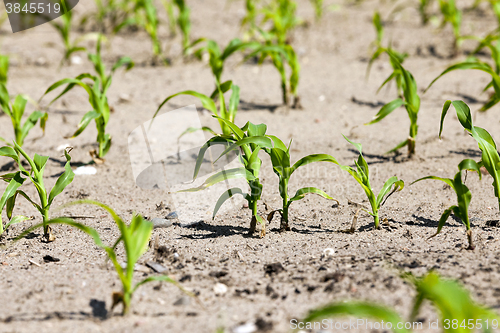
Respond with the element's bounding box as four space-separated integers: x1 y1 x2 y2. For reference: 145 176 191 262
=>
290 154 339 176
69 110 100 138
5 215 30 230
193 136 232 180
33 154 49 173
0 172 26 221
215 136 273 163
179 168 256 192
153 90 217 122
303 302 410 333
20 111 48 145
289 187 336 202
376 177 404 207
213 188 248 219
48 150 74 206
365 98 405 125
0 146 21 165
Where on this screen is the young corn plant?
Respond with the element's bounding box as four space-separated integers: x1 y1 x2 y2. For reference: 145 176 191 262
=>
412 158 480 250
439 100 500 214
172 0 191 56
341 135 404 230
0 56 47 146
366 50 420 157
426 33 500 112
261 0 301 46
190 38 256 94
16 200 192 315
154 80 240 137
303 271 499 333
41 37 133 161
0 144 74 241
265 136 339 231
438 0 462 50
366 13 408 96
51 8 91 66
114 0 163 63
310 0 324 20
179 117 274 237
245 36 301 108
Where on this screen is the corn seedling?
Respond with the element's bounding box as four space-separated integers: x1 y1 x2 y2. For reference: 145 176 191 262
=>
190 38 256 93
0 55 47 146
0 144 74 241
114 0 163 62
245 36 301 108
42 37 133 161
366 50 420 157
341 135 404 230
51 8 90 66
16 200 192 315
154 79 240 137
439 100 500 214
438 0 462 49
303 271 499 333
180 117 274 236
427 32 500 112
240 0 260 39
262 0 301 45
367 13 409 97
412 158 480 250
419 0 434 25
172 0 191 55
265 136 339 231
310 0 324 20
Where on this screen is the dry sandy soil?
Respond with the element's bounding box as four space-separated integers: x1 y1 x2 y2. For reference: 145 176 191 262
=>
1 0 500 332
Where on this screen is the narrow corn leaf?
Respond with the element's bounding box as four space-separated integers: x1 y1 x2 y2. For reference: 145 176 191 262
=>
21 111 48 143
153 91 217 121
213 116 245 140
213 187 249 219
289 187 336 202
411 175 454 189
376 177 404 207
410 272 500 330
179 168 256 192
290 154 339 175
0 172 26 220
69 110 100 138
303 302 410 333
48 150 75 206
5 215 30 229
193 136 232 180
365 99 405 125
133 275 192 296
215 136 273 163
0 146 21 165
33 154 49 173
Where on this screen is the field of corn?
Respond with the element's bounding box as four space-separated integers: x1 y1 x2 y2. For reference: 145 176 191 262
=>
3 0 500 332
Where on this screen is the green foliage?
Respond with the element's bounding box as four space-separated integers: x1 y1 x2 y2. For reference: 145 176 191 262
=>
410 272 499 332
42 37 134 160
262 0 301 45
114 0 163 62
429 32 500 112
0 145 74 241
438 0 462 48
412 158 480 250
51 8 90 66
264 136 339 231
191 38 256 89
303 272 499 333
182 118 273 236
419 0 434 25
310 0 324 20
0 55 47 147
154 81 240 137
172 0 191 55
16 200 191 315
341 135 404 230
438 100 500 214
366 50 420 157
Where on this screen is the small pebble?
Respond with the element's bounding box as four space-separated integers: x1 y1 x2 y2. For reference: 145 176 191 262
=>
151 218 173 229
173 296 191 306
232 322 257 333
214 282 228 296
323 248 335 256
74 166 97 175
166 211 178 219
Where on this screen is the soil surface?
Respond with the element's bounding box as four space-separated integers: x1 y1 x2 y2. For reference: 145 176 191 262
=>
1 0 500 332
